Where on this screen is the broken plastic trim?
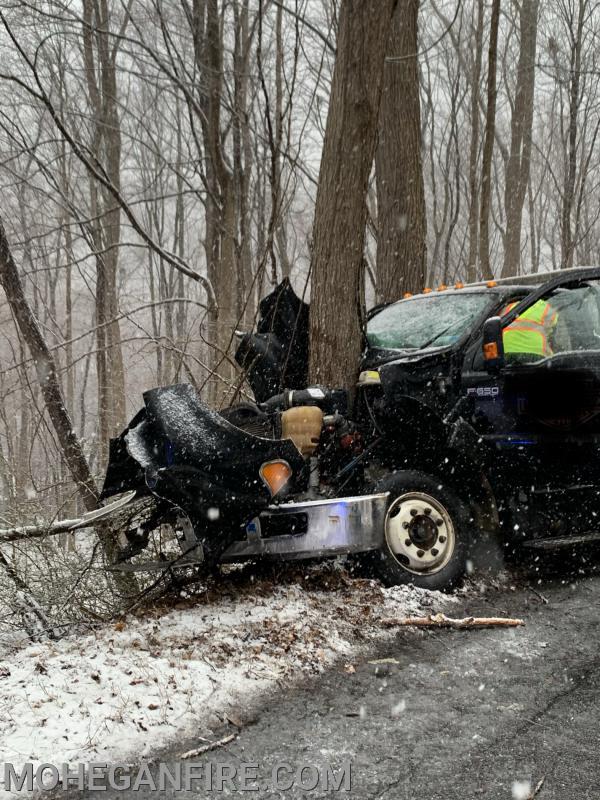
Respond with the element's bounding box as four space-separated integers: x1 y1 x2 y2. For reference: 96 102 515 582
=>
69 490 138 530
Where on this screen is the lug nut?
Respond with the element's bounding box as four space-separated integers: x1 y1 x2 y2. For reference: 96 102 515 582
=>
438 535 446 543
410 508 418 517
431 548 439 556
436 519 444 526
424 507 432 515
404 539 412 547
416 550 425 558
402 521 409 529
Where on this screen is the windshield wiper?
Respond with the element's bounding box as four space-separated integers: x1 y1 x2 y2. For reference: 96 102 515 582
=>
418 314 471 351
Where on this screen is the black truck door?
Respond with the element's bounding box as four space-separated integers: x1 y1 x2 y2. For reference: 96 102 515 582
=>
462 269 600 483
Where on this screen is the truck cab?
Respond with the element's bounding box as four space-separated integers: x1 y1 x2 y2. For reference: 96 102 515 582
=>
360 268 600 574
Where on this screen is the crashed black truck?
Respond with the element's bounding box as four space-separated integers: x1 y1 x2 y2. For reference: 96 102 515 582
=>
93 266 600 591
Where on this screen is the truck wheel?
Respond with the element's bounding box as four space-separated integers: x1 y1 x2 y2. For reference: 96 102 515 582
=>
373 471 471 591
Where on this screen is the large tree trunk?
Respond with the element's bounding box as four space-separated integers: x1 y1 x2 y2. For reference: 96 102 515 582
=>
375 0 427 303
233 0 255 327
82 0 126 465
309 0 396 390
192 0 240 406
501 0 539 278
478 0 501 280
466 0 484 283
560 0 585 269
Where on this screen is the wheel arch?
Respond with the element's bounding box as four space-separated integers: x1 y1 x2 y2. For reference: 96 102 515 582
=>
373 448 499 538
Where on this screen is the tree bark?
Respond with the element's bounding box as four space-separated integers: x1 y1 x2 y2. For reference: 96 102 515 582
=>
192 0 240 405
466 0 485 283
232 0 255 326
560 0 585 269
502 0 539 278
82 0 126 464
375 0 427 303
309 0 396 390
478 0 501 281
382 613 525 629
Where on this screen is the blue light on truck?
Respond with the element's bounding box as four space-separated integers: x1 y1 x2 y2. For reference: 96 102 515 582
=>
498 438 535 447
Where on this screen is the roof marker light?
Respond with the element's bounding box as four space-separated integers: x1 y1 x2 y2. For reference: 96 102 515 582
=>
423 287 432 293
487 280 497 287
403 292 413 298
455 282 464 289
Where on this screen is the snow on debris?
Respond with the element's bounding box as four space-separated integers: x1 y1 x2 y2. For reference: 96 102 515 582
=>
0 568 452 794
124 420 154 468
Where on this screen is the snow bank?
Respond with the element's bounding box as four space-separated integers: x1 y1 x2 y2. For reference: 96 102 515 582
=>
0 568 452 797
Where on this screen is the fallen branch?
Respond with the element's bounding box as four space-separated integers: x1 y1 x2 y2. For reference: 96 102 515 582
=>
179 733 237 760
0 518 86 544
0 490 137 543
381 613 525 629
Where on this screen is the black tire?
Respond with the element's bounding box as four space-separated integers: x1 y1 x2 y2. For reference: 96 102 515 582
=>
371 470 471 591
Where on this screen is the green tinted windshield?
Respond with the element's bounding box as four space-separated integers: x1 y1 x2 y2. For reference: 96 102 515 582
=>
367 292 495 351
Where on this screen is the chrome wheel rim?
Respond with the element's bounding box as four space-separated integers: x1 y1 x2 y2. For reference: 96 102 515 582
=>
385 491 455 575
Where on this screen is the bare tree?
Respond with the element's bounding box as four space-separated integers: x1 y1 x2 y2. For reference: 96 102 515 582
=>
82 0 127 464
466 0 485 282
479 0 501 280
375 0 427 303
0 219 98 512
309 0 396 389
502 0 540 277
554 0 598 268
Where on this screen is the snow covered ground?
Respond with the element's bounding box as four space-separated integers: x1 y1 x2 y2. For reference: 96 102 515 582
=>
0 565 454 796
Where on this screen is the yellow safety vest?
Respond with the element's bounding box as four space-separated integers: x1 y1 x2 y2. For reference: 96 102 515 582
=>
502 299 558 357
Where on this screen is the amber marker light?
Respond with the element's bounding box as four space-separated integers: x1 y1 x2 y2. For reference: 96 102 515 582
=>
358 369 381 385
423 287 432 293
483 342 499 360
455 282 464 289
403 292 413 298
260 460 292 496
486 280 497 287
437 284 448 291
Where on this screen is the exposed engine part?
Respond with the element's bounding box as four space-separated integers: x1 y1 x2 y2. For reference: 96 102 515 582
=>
219 402 274 438
260 386 348 416
281 405 324 457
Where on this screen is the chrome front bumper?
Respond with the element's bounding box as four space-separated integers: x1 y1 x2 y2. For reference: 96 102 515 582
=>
222 492 389 562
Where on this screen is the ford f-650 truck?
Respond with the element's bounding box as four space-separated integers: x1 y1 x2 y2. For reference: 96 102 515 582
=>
98 267 600 591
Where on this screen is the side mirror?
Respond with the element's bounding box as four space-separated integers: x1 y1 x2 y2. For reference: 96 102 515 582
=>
482 316 505 372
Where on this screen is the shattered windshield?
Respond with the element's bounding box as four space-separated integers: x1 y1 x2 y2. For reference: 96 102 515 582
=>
367 292 495 351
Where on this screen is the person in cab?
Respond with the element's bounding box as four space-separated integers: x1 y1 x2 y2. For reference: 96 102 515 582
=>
502 299 558 361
